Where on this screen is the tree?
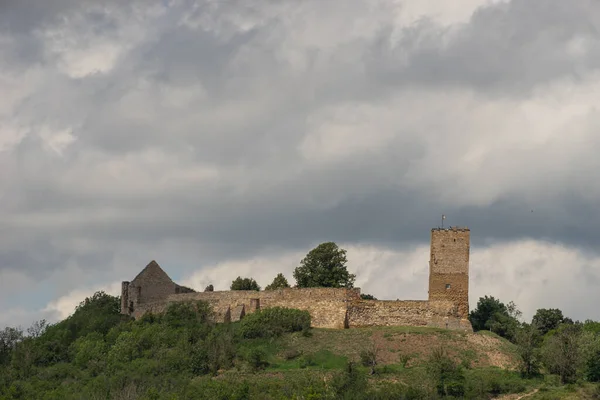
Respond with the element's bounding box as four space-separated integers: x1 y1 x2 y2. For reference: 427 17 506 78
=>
0 327 23 366
230 277 260 291
27 319 47 338
204 284 214 292
532 308 565 335
541 323 583 384
293 242 356 288
469 296 522 341
514 323 542 378
265 273 290 290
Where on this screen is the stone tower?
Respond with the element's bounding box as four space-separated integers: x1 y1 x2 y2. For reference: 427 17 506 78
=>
428 227 470 319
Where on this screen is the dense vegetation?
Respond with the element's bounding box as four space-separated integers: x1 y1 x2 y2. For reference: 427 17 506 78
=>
469 295 600 393
1 290 599 399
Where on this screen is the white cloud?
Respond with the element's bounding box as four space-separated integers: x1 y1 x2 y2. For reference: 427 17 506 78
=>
42 281 121 321
181 239 600 323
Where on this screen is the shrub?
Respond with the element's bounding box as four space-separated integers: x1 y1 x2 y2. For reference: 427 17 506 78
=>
243 347 269 372
360 344 379 375
237 307 311 339
426 346 466 398
586 348 600 382
283 348 302 360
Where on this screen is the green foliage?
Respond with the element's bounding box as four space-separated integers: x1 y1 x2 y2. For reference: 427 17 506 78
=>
2 288 600 399
359 343 379 375
0 327 23 366
230 276 260 291
241 347 269 371
238 307 311 339
464 368 529 398
426 346 466 397
293 242 356 288
469 295 520 341
586 348 600 382
532 308 566 336
541 323 583 384
514 323 542 378
264 273 291 290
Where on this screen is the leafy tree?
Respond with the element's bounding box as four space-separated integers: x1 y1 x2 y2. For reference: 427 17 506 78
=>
532 308 565 335
469 296 523 341
0 327 23 366
265 273 291 291
26 320 48 339
293 242 356 288
230 277 260 291
541 323 583 384
514 323 542 377
204 284 214 292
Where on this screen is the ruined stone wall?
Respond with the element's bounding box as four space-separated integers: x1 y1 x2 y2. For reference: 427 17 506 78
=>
122 261 188 315
347 299 472 331
163 287 361 329
428 228 470 319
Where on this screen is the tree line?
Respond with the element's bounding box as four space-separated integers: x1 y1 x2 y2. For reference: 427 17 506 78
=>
220 242 375 299
469 295 600 384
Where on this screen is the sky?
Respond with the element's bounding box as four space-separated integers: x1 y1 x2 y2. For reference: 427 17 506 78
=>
1 0 600 330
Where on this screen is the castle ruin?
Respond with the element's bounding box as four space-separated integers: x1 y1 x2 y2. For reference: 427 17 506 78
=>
121 227 473 331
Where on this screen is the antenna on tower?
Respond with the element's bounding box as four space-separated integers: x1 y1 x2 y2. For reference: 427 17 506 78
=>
441 214 446 229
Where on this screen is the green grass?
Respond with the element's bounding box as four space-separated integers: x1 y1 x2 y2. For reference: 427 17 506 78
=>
269 349 348 371
529 382 600 399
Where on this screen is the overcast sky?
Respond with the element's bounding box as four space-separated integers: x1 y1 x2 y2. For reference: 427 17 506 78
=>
2 0 600 330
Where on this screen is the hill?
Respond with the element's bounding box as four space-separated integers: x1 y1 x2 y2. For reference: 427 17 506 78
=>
0 291 597 400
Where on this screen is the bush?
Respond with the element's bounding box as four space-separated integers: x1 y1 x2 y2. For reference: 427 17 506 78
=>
426 346 466 398
242 347 269 371
237 307 311 339
586 348 600 382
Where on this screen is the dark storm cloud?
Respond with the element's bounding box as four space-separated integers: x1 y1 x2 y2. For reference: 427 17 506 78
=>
2 0 600 326
368 0 600 94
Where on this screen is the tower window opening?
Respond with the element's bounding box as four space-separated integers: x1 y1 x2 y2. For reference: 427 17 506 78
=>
445 284 451 289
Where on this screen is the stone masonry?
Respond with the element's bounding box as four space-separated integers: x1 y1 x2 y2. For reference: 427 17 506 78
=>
121 227 473 331
428 227 470 319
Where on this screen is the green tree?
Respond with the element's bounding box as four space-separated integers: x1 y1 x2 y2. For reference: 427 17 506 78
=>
532 308 565 335
541 323 583 384
514 323 542 378
469 296 520 340
293 242 356 288
265 273 291 290
230 276 260 291
0 327 23 366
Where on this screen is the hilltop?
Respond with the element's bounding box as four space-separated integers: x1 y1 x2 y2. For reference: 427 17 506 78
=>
2 291 599 399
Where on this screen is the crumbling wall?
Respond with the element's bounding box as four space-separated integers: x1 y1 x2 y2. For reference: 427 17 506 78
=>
347 300 472 331
163 287 360 329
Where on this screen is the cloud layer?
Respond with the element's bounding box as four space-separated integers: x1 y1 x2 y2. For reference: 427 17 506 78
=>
1 0 600 329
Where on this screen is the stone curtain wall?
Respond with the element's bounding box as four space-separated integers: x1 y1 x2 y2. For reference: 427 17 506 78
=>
428 228 470 319
347 300 472 331
162 287 361 329
129 288 472 331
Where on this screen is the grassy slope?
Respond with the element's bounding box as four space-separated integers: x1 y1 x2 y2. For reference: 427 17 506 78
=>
273 326 520 370
219 326 523 388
